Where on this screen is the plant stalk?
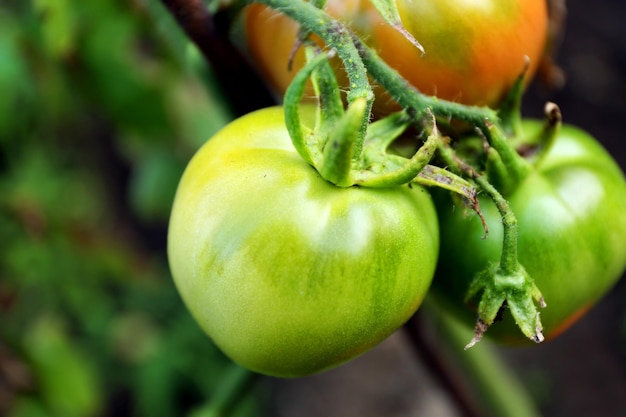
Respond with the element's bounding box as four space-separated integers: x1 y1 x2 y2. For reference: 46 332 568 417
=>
405 299 541 417
159 0 274 115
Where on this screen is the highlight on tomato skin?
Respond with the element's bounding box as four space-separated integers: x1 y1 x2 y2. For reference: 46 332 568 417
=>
167 106 440 377
241 0 549 111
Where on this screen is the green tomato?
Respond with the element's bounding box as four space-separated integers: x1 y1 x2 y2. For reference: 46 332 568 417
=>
432 121 626 344
167 106 439 377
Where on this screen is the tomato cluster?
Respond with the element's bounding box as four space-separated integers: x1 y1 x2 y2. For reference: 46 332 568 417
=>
167 0 626 377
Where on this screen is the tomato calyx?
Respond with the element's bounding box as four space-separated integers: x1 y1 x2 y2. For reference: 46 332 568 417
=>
283 43 479 203
464 262 546 349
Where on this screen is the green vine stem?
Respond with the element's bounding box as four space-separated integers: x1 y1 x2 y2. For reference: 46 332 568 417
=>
320 97 368 186
160 0 274 115
354 112 442 187
483 122 532 196
351 34 498 127
284 53 323 165
525 102 562 168
250 0 371 102
282 41 479 192
437 144 519 275
304 46 344 141
251 0 500 142
252 0 373 158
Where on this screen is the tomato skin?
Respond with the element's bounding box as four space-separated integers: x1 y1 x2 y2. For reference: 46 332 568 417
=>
242 2 365 101
167 106 439 377
432 123 626 343
377 0 548 106
243 0 548 109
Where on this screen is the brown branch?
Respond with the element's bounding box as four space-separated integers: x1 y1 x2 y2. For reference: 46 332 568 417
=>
159 0 275 115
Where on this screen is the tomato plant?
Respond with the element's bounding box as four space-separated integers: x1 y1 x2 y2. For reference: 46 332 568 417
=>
431 121 626 343
242 0 548 110
167 106 440 377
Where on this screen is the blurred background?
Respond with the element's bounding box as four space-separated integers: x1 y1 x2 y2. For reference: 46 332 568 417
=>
0 0 624 416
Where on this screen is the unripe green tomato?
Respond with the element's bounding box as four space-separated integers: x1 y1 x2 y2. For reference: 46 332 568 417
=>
432 122 626 343
168 106 439 377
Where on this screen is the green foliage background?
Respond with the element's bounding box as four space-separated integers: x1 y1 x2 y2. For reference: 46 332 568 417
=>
2 0 626 416
0 1 262 416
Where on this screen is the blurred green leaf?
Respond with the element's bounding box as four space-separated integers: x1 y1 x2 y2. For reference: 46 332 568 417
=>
0 15 33 140
0 0 260 416
23 315 102 417
128 147 185 223
8 398 50 417
34 0 78 59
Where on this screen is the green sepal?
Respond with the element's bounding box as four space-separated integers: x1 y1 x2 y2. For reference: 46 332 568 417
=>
415 165 478 211
361 110 411 156
497 60 527 138
284 49 338 166
484 122 531 197
464 262 546 349
485 147 515 196
368 0 425 56
304 46 344 143
319 97 368 187
522 102 562 169
355 114 441 187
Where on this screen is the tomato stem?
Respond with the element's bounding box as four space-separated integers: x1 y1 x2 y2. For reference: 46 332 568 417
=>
483 123 532 196
352 35 498 127
476 178 518 275
320 97 368 187
527 102 562 168
437 142 546 346
254 0 508 159
354 113 441 187
305 46 344 142
253 0 372 100
497 61 527 137
439 144 520 275
254 0 374 158
284 50 334 165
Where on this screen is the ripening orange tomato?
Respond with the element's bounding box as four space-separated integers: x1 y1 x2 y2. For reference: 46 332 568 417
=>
242 0 548 111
